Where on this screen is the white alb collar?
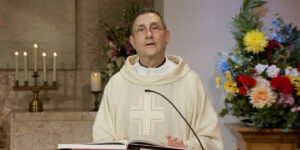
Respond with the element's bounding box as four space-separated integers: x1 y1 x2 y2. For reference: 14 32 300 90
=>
133 57 177 75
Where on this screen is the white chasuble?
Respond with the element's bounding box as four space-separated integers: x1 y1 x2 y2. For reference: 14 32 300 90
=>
93 55 224 150
130 93 164 136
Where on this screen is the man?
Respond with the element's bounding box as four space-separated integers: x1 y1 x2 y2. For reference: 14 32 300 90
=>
93 10 223 150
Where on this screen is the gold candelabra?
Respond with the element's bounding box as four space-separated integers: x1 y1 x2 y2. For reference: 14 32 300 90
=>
13 72 57 112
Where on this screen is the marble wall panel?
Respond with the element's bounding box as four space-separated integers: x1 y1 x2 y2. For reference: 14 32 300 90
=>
10 111 96 150
0 71 13 150
0 127 5 148
0 71 13 124
0 0 76 69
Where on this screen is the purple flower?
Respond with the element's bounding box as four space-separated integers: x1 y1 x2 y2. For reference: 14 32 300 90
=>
219 60 234 76
278 93 295 107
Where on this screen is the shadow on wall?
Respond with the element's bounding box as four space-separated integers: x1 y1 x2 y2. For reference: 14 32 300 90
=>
0 126 6 148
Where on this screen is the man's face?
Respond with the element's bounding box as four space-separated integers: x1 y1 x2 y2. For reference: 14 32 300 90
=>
130 13 170 60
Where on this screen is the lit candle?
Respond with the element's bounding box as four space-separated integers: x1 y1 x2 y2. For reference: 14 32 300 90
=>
33 43 38 72
15 51 19 81
24 52 28 81
53 52 57 82
43 52 47 82
91 72 102 91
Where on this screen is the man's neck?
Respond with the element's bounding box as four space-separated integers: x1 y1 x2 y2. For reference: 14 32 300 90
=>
139 56 166 68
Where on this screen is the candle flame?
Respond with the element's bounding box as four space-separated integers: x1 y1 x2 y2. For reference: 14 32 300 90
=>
43 52 46 56
34 43 38 48
15 51 19 55
54 52 57 56
92 72 100 77
24 52 27 56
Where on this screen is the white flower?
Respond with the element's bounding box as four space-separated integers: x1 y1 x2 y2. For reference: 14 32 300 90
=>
108 70 115 77
266 65 280 78
255 64 268 74
249 86 277 108
109 42 117 50
110 56 117 61
107 63 115 70
255 76 270 88
285 68 298 77
106 50 114 57
116 57 126 68
291 106 300 112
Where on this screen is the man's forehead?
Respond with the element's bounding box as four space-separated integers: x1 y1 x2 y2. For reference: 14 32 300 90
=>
133 13 163 27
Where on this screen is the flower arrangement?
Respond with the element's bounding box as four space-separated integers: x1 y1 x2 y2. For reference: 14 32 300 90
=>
101 2 149 78
217 0 300 129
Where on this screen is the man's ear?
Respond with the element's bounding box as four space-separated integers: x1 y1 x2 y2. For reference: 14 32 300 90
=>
129 35 136 49
165 30 170 44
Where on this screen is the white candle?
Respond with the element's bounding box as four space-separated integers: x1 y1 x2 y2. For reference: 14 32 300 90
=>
43 52 47 82
15 51 19 81
91 72 101 91
33 43 38 72
53 52 57 82
24 52 28 81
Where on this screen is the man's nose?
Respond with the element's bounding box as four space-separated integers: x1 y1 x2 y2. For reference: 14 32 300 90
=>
146 30 153 38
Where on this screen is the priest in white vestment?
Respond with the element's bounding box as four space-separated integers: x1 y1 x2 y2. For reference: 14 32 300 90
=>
93 9 223 150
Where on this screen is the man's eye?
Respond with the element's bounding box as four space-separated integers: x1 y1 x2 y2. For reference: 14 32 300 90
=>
137 28 144 32
152 26 159 30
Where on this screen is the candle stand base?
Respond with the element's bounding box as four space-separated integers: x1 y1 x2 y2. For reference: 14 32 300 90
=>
91 101 100 111
91 91 102 112
24 81 28 86
29 99 43 112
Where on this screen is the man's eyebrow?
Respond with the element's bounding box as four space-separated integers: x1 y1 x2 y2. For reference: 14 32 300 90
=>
150 22 160 26
135 24 146 29
135 22 161 28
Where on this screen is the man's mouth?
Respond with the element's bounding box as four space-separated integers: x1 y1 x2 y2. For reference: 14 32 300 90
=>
145 42 155 46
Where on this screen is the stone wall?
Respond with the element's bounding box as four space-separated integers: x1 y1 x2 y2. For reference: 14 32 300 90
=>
0 0 154 149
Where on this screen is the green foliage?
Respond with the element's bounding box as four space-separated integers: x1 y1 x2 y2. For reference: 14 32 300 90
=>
232 0 266 50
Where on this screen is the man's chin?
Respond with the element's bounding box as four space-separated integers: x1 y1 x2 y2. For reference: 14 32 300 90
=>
142 49 158 56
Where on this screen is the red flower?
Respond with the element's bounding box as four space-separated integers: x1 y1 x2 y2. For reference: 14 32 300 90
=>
107 35 113 41
271 76 294 95
267 39 280 50
112 50 118 56
266 50 273 57
237 75 256 87
239 86 247 95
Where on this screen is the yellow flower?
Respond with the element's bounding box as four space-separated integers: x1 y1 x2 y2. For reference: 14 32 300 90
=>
224 81 238 94
216 76 221 88
287 75 296 84
243 30 268 54
225 71 233 81
296 75 300 82
295 82 300 96
250 86 277 108
234 65 240 69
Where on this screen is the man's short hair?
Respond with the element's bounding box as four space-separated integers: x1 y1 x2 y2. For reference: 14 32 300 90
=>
131 9 167 35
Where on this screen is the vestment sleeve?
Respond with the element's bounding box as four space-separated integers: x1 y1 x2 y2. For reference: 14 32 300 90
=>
92 80 118 142
184 77 223 150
